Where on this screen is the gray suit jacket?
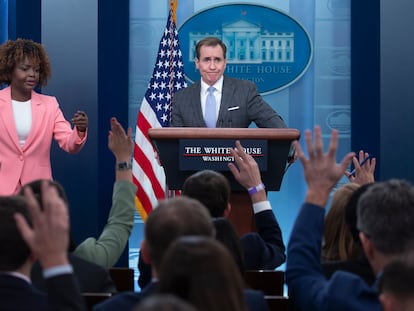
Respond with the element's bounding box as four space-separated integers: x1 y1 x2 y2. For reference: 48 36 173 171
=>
171 76 287 128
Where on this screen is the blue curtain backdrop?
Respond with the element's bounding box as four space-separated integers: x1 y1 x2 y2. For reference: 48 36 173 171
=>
0 0 7 43
0 0 8 90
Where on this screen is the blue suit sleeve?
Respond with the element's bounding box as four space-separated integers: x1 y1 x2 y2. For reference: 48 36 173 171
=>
286 203 381 311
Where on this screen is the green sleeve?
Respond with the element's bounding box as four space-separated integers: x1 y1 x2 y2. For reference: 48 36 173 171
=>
72 180 137 267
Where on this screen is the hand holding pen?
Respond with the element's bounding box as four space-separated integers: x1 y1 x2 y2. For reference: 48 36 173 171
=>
345 150 376 185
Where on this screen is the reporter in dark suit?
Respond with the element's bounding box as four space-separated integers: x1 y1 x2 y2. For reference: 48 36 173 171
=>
138 140 286 289
95 198 269 311
171 37 287 128
31 253 117 294
94 197 216 311
0 182 85 311
0 197 48 311
184 140 286 270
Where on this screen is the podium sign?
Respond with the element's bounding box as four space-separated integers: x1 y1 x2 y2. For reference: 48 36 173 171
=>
179 139 267 171
149 127 300 192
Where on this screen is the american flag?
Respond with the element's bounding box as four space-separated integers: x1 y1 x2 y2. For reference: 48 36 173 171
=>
132 10 187 220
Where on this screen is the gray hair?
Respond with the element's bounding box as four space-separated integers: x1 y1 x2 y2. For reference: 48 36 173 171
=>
357 179 414 255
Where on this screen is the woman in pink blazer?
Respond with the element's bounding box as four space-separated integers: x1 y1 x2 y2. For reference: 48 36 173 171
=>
0 38 88 195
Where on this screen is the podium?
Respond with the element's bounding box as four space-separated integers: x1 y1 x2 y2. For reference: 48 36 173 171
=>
148 127 300 235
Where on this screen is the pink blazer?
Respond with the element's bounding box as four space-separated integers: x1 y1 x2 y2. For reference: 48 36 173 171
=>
0 87 87 195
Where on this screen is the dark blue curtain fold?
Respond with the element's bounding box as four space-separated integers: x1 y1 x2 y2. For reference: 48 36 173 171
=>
0 0 7 43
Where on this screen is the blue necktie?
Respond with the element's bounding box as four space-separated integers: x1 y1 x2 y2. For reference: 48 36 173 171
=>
204 86 216 128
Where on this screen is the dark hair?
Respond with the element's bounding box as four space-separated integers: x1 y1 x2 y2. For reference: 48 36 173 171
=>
182 170 230 217
158 236 248 311
195 37 227 60
0 38 51 87
0 196 32 271
357 179 414 255
132 294 198 311
19 179 77 251
213 217 245 278
145 197 215 270
20 179 69 206
379 252 414 299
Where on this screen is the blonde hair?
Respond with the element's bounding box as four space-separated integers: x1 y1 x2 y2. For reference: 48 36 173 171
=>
322 183 361 261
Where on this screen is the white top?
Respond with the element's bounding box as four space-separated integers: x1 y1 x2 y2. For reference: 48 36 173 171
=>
200 76 223 122
12 99 32 147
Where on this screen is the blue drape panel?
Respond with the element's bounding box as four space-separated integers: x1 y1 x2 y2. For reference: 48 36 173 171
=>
0 0 7 43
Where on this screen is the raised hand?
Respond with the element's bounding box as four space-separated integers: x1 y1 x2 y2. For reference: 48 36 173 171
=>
228 140 262 189
295 126 354 207
228 140 266 202
108 117 133 162
345 150 376 185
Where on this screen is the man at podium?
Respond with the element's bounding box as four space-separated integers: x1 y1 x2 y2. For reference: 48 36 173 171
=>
171 37 287 129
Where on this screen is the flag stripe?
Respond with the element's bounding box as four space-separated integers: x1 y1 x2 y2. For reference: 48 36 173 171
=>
134 106 166 198
133 138 165 198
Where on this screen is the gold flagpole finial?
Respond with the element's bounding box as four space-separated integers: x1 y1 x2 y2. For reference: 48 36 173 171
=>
170 0 178 24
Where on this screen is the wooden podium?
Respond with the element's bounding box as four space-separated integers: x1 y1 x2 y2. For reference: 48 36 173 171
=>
148 127 300 235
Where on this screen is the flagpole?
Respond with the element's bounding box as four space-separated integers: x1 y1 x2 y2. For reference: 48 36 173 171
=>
170 0 177 23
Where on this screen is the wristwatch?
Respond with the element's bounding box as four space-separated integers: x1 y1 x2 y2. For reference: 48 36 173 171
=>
116 161 132 171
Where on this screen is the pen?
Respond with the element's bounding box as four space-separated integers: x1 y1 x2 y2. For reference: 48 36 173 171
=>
349 154 372 176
